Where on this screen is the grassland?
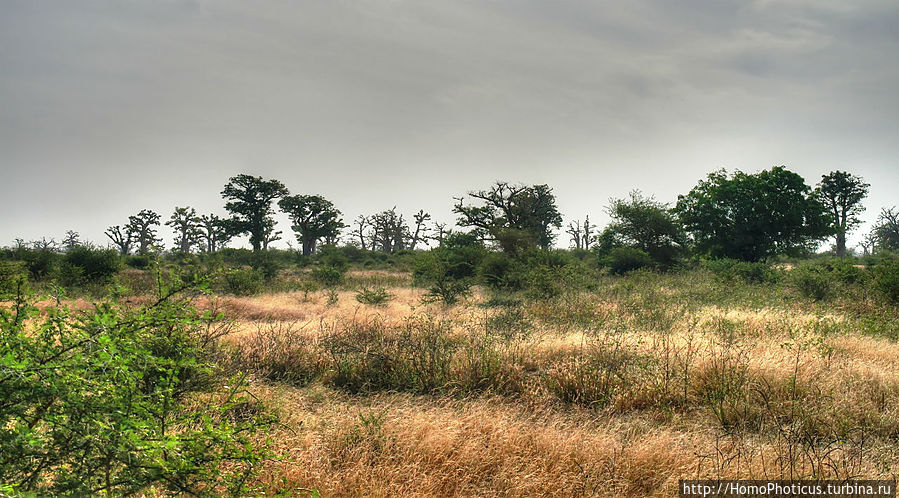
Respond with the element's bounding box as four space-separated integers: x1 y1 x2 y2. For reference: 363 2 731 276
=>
195 267 899 496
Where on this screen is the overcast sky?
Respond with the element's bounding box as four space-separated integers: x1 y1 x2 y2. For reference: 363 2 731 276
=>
1 0 897 250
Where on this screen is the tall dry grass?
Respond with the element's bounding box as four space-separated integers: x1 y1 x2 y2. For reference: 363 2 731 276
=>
211 269 899 495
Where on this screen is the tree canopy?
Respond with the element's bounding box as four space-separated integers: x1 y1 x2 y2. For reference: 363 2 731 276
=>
816 171 869 258
278 194 345 256
221 175 289 252
601 190 685 267
675 166 833 261
454 182 562 253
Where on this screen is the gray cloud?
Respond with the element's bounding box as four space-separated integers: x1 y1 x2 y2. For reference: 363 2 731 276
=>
1 0 896 249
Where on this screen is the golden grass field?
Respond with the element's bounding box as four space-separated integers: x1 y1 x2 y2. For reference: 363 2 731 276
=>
199 270 899 496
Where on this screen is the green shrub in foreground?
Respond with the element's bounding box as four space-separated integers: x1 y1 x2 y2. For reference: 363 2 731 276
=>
0 286 276 496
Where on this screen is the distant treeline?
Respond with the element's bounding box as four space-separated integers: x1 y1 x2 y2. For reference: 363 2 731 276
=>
8 166 898 263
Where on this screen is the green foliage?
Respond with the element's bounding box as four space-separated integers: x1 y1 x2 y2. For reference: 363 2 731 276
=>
790 264 835 301
603 190 685 267
125 254 152 269
221 174 290 252
278 194 346 256
58 245 121 287
605 247 652 275
702 258 781 284
478 252 524 290
874 207 899 251
312 265 346 287
454 182 563 252
1 247 58 281
354 286 394 306
871 257 899 304
676 166 833 261
413 249 476 305
815 171 869 258
222 267 265 296
0 262 27 300
0 287 276 496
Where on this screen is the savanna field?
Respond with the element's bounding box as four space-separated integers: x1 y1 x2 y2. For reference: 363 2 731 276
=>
5 249 897 496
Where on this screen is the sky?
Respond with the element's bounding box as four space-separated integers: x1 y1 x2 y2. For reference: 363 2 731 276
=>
1 0 897 251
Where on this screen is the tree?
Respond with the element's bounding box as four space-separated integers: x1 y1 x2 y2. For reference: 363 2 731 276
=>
675 167 833 261
166 206 202 253
197 214 232 253
105 225 133 255
369 208 410 253
261 218 282 251
566 216 596 250
220 175 289 252
603 190 685 267
816 171 870 258
874 207 899 251
278 194 346 256
62 230 81 251
352 215 370 251
409 210 431 250
126 209 162 255
453 182 563 253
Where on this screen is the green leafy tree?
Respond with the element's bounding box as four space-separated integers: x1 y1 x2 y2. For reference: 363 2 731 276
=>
601 190 685 267
454 182 563 253
197 214 232 253
675 166 832 261
126 209 162 255
278 194 346 256
221 175 289 252
816 171 869 258
166 206 202 253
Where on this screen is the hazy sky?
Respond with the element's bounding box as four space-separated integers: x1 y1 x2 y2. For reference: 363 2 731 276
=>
2 0 897 250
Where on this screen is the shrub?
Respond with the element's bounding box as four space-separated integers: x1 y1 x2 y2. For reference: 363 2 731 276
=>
414 251 473 305
0 261 27 300
871 257 899 304
222 267 265 296
0 288 276 495
125 254 152 269
312 264 346 287
523 265 561 300
605 247 652 275
703 258 781 284
355 286 394 306
790 264 834 301
479 252 523 290
58 245 121 287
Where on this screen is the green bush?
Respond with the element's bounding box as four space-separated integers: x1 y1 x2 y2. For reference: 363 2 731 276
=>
125 254 152 269
0 261 27 300
703 258 781 284
222 267 265 295
312 264 346 287
479 252 523 290
355 286 394 306
58 245 121 287
414 250 474 305
0 288 276 495
605 247 652 275
871 257 899 304
790 264 834 301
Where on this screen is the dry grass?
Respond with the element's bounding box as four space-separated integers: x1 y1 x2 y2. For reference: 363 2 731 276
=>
197 272 899 495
